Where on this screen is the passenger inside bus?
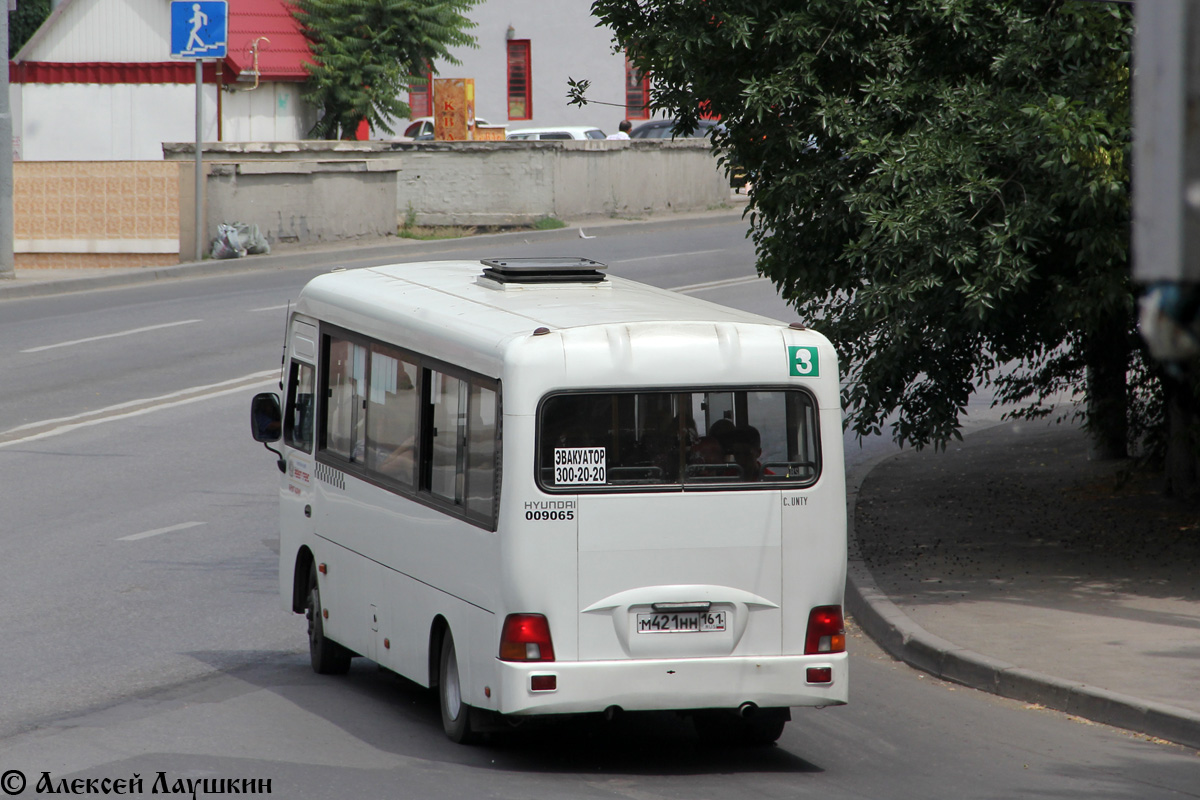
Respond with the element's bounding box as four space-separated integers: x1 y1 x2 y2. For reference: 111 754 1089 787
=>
728 424 768 481
689 435 725 465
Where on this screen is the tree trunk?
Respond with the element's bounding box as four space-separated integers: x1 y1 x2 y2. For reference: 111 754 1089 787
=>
1163 376 1200 501
1084 331 1130 460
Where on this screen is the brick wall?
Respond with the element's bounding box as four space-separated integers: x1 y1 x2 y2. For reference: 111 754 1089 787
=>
13 162 180 269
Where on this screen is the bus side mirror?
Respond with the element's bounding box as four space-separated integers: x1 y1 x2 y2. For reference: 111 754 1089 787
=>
251 393 283 442
251 392 287 474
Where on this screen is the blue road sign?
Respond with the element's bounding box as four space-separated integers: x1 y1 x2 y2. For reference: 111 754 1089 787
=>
171 1 228 59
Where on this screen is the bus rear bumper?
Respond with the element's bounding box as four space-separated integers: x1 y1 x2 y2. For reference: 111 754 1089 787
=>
492 653 848 716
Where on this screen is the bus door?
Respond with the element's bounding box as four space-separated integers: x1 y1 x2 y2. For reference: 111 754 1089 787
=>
281 320 319 550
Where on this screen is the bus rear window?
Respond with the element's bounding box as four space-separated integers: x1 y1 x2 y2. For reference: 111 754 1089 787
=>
538 390 819 491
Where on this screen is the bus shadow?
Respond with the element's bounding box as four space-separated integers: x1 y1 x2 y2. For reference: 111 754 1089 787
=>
341 663 824 775
192 651 824 776
480 716 825 776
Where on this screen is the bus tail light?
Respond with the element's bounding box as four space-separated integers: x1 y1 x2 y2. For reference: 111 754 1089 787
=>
499 614 556 662
805 606 846 654
807 667 833 684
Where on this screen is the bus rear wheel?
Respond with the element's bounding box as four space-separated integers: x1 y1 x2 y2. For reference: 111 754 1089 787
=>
305 563 352 675
693 707 789 746
438 631 479 744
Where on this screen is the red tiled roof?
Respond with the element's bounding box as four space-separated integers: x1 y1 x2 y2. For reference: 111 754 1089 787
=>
224 0 313 82
9 61 219 84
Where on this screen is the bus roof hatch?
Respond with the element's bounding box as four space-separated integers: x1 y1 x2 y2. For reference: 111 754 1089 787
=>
479 258 608 285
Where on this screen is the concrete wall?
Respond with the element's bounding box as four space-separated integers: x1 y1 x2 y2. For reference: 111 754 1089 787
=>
171 139 730 229
400 139 729 225
184 159 403 257
0 139 731 263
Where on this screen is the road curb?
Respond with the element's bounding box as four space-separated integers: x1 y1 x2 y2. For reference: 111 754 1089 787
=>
845 449 1200 751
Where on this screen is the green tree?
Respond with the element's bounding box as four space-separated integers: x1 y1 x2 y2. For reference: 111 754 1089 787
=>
293 0 480 140
584 1 1182 479
8 0 51 55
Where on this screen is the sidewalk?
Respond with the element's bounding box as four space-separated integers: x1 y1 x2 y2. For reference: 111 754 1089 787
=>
847 421 1200 750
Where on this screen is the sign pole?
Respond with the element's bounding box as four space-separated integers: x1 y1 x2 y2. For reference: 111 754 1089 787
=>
194 58 203 262
1 1 15 280
172 0 227 262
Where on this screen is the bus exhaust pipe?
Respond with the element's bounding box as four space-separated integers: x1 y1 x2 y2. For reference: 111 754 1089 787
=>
738 702 758 718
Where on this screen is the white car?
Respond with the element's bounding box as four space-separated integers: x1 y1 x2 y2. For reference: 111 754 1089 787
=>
506 126 607 141
399 116 498 140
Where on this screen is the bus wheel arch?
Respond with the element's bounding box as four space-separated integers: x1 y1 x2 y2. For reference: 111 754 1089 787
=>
305 561 353 675
292 547 315 614
437 627 479 743
428 616 449 690
429 617 479 744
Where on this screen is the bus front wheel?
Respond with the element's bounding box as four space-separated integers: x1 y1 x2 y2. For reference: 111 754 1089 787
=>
438 631 478 744
306 563 352 675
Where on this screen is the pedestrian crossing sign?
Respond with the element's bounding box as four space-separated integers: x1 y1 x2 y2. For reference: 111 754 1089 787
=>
171 1 228 59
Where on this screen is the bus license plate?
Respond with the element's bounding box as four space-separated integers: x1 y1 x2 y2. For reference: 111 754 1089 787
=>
636 611 726 634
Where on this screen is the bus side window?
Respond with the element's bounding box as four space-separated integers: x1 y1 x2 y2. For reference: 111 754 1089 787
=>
419 369 499 521
284 361 315 453
465 383 498 518
326 336 367 462
365 344 418 488
426 369 466 503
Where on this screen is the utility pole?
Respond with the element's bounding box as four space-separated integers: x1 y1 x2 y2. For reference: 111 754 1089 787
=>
1133 0 1200 285
1132 0 1200 364
1 0 16 280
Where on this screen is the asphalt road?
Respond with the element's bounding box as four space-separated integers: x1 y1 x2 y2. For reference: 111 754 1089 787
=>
1 216 1197 799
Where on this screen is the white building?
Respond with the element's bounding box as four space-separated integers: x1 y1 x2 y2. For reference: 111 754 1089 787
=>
8 0 646 160
409 0 648 137
10 0 316 160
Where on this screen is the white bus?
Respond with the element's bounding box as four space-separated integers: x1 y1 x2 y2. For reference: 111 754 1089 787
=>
251 258 848 744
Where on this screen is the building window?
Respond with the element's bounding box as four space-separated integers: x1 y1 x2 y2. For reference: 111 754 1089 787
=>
625 56 650 120
507 40 531 120
409 64 433 118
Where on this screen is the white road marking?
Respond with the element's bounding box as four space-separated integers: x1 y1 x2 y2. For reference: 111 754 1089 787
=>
669 275 768 294
21 320 203 353
619 249 729 264
251 304 291 312
0 370 280 448
118 521 207 542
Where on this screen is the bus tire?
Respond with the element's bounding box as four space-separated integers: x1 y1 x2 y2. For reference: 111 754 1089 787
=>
306 563 352 675
693 707 788 746
438 631 478 744
742 709 788 746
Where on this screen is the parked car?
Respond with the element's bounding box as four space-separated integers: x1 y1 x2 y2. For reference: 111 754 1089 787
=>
629 118 748 188
506 126 607 141
399 116 497 141
630 118 722 140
